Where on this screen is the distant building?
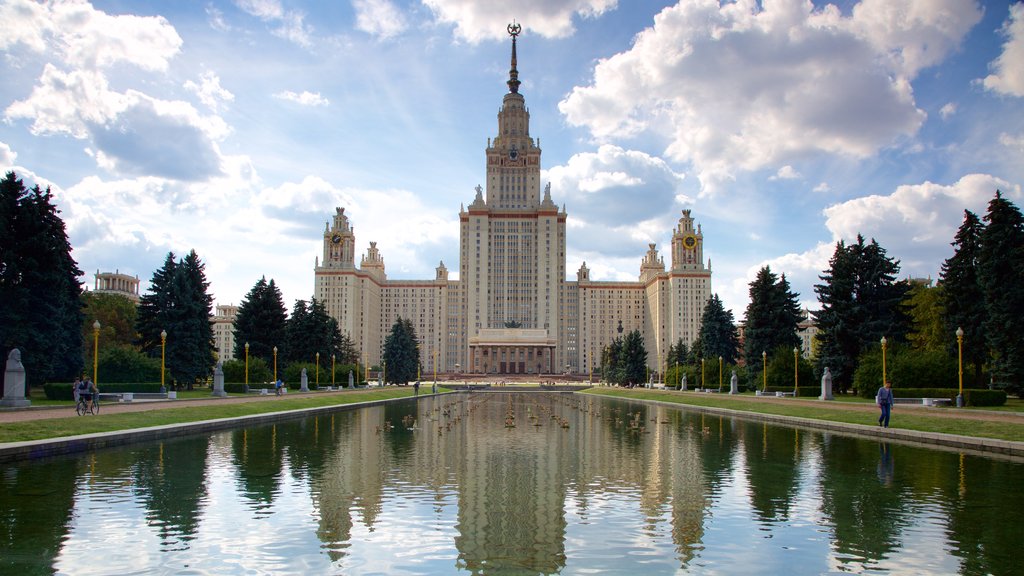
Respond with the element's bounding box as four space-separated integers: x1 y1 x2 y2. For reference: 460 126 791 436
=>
211 304 238 361
93 269 140 303
312 28 712 376
797 308 818 359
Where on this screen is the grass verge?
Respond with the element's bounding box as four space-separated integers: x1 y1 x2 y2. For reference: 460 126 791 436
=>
0 388 421 444
581 388 1024 442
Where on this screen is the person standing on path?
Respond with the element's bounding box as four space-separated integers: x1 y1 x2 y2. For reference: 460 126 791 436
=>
876 380 894 427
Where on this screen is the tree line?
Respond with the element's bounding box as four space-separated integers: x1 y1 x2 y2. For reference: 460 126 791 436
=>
606 190 1023 397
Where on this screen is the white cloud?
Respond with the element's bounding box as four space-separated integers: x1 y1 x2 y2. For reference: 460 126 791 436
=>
234 0 312 47
0 141 16 166
813 182 831 193
0 0 181 71
1000 131 1024 152
353 0 408 39
423 0 617 43
771 165 801 180
558 0 982 195
939 102 957 119
983 2 1024 97
273 90 330 106
185 71 235 111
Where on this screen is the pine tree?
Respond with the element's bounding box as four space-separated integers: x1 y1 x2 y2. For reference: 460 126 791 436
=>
232 277 288 366
621 330 648 385
382 317 418 384
284 299 312 365
939 210 986 386
743 266 801 366
172 250 215 388
814 236 908 393
136 253 177 356
0 173 84 387
978 191 1024 393
699 294 740 365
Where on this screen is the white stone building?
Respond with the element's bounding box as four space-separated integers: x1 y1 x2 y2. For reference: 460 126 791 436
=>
211 304 238 361
314 29 711 376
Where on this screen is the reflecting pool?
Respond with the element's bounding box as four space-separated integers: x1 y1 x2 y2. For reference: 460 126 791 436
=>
1 393 1021 575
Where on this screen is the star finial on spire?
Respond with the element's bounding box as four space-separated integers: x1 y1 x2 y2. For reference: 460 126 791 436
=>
507 22 521 94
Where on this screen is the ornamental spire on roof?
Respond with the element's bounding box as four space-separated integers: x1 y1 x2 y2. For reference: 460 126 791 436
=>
507 22 521 94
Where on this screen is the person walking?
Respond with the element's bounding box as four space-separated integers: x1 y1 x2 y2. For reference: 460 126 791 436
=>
876 380 894 428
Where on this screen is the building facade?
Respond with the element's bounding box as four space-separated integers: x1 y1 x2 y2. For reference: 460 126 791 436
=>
93 269 141 303
212 304 239 362
314 28 711 377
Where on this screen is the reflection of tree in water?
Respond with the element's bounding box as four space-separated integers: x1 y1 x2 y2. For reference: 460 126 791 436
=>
230 425 286 513
818 437 908 565
131 436 210 548
743 423 803 523
938 453 1021 576
0 457 79 574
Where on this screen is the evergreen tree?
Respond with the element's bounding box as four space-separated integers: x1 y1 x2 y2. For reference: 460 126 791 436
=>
939 210 986 386
743 266 801 366
136 252 177 356
666 338 689 367
232 277 288 366
0 173 84 388
978 191 1024 393
699 294 740 365
382 317 418 384
620 329 648 385
135 250 216 389
903 280 945 352
284 299 312 364
814 236 908 393
337 332 359 365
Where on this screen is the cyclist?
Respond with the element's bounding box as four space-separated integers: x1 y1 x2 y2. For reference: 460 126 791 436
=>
275 379 284 396
77 377 96 412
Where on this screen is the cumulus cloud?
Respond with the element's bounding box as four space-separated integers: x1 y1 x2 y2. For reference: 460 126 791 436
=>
558 0 982 195
353 0 407 39
423 0 617 42
939 102 957 119
770 165 801 180
542 145 688 260
0 141 16 166
185 71 235 111
2 3 229 183
983 2 1024 97
274 90 330 106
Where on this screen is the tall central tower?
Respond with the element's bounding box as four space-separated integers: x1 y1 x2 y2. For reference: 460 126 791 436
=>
460 24 566 373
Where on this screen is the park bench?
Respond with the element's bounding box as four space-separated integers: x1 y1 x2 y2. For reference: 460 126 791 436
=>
96 392 169 403
775 391 795 397
893 397 953 407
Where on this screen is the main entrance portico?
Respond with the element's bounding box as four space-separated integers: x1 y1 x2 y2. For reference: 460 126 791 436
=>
468 329 556 375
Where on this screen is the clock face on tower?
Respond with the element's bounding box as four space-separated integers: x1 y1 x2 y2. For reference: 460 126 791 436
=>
508 147 519 160
331 234 342 244
683 234 697 249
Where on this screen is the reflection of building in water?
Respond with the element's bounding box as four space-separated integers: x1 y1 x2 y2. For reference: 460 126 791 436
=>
309 409 389 560
453 395 569 573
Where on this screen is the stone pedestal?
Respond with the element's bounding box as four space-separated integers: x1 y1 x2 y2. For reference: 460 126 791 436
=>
729 370 739 394
300 368 309 392
1 349 30 408
820 367 834 401
212 361 227 397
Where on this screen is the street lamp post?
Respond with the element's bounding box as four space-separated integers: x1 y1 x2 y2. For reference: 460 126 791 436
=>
762 351 767 393
273 346 278 382
92 320 100 386
332 353 336 387
793 347 799 394
701 358 705 390
244 342 249 388
718 356 723 392
956 327 964 408
316 352 320 388
160 330 167 392
880 336 888 385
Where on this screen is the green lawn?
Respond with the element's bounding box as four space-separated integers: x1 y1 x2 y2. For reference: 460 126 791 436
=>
582 388 1024 442
1 388 422 444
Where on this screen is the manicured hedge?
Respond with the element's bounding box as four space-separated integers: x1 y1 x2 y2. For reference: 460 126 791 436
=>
44 382 163 400
889 387 1007 407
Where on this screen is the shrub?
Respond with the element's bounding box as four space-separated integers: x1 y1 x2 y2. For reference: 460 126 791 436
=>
963 389 1007 407
854 345 959 398
221 357 271 384
43 381 163 400
97 346 161 383
224 383 249 394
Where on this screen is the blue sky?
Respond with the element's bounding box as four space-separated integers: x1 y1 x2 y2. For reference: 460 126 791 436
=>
1 0 1022 318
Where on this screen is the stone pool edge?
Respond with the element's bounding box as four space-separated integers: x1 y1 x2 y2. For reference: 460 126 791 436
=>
614 394 1024 460
0 393 448 464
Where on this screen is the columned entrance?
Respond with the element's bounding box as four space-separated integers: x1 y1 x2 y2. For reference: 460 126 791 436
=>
468 329 556 375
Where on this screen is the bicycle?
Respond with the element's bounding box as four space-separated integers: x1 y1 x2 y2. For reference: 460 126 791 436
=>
75 393 100 415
